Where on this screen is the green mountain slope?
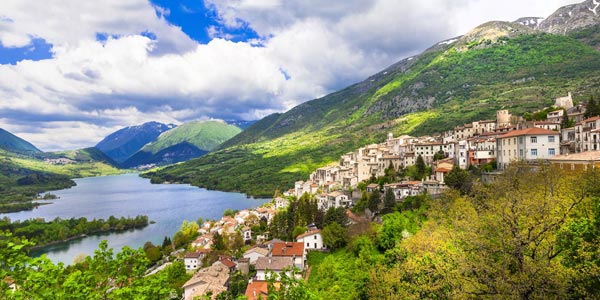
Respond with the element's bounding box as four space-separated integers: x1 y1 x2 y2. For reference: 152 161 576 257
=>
50 147 120 167
147 22 600 197
142 120 242 154
0 128 41 155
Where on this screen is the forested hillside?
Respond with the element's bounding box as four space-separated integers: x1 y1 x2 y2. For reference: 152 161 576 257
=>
148 24 600 196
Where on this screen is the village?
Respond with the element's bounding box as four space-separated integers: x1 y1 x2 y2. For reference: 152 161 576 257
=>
177 92 600 300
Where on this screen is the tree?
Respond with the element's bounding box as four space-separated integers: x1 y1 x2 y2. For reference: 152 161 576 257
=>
324 207 349 228
415 155 427 180
212 232 226 251
443 165 471 194
368 190 381 213
322 222 348 250
433 150 445 161
585 95 600 118
292 225 308 239
560 108 574 128
383 188 396 214
447 163 588 298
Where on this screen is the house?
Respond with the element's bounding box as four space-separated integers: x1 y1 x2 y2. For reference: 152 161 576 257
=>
254 257 295 281
274 197 290 210
219 256 237 272
242 226 252 242
383 181 422 200
184 251 207 271
326 191 351 209
366 183 379 193
243 247 269 264
546 110 564 123
548 151 600 171
182 261 230 300
245 280 271 300
496 127 560 169
296 229 324 253
271 242 305 269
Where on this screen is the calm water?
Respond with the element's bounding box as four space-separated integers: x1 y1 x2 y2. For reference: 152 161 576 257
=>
1 174 269 264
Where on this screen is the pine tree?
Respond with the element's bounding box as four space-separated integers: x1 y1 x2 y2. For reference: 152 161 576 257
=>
585 95 598 119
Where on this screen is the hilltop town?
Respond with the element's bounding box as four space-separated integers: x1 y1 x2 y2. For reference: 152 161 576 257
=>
176 92 600 300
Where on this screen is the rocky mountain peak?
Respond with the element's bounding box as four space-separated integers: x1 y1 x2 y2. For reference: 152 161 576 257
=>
538 0 600 34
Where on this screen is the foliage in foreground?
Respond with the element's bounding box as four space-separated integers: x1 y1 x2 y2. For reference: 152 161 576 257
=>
0 237 190 300
307 164 600 300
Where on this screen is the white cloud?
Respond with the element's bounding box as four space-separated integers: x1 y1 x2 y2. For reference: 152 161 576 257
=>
0 0 579 151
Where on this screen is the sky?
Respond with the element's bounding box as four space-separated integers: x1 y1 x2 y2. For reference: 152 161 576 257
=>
0 0 577 151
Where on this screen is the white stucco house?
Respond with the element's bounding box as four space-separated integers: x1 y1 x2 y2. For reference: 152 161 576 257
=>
296 229 324 253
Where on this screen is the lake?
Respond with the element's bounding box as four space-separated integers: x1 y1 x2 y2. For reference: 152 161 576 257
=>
0 173 269 264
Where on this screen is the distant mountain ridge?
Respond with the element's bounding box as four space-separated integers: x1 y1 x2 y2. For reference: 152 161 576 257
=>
147 0 600 197
121 120 242 168
95 121 175 163
0 128 41 155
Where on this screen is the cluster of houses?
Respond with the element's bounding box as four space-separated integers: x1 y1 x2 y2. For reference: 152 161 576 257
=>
179 91 600 300
182 223 325 300
287 93 600 206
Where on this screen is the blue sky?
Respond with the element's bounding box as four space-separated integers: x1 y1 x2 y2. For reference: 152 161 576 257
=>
0 0 578 150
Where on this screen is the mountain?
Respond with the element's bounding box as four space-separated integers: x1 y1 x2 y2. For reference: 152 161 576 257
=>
226 120 257 130
538 0 600 34
49 147 120 167
0 128 41 155
95 121 175 163
122 120 241 168
146 1 600 197
120 142 208 168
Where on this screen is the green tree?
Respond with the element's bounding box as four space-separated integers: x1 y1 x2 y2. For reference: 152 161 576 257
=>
368 189 381 213
415 155 427 180
292 225 308 239
321 222 348 250
383 188 396 214
443 165 471 194
585 95 599 118
560 108 574 128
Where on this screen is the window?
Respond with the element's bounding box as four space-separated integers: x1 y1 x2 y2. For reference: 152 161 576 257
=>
549 148 555 156
531 136 537 143
548 136 555 143
531 148 538 156
314 243 317 248
519 137 524 144
307 242 310 247
314 235 317 240
519 149 523 157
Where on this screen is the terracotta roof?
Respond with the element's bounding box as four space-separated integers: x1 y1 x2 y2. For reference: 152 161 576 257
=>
577 116 600 125
245 281 269 300
548 151 600 162
366 183 379 188
219 257 237 269
498 127 558 139
255 256 294 271
184 252 204 259
271 242 304 257
436 168 452 173
244 247 269 257
245 281 280 300
296 229 321 240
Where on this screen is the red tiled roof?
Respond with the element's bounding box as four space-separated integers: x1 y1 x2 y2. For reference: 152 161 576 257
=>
245 281 280 300
436 168 452 173
184 252 203 259
296 229 321 240
219 257 237 268
498 127 558 139
577 116 600 125
271 242 304 257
